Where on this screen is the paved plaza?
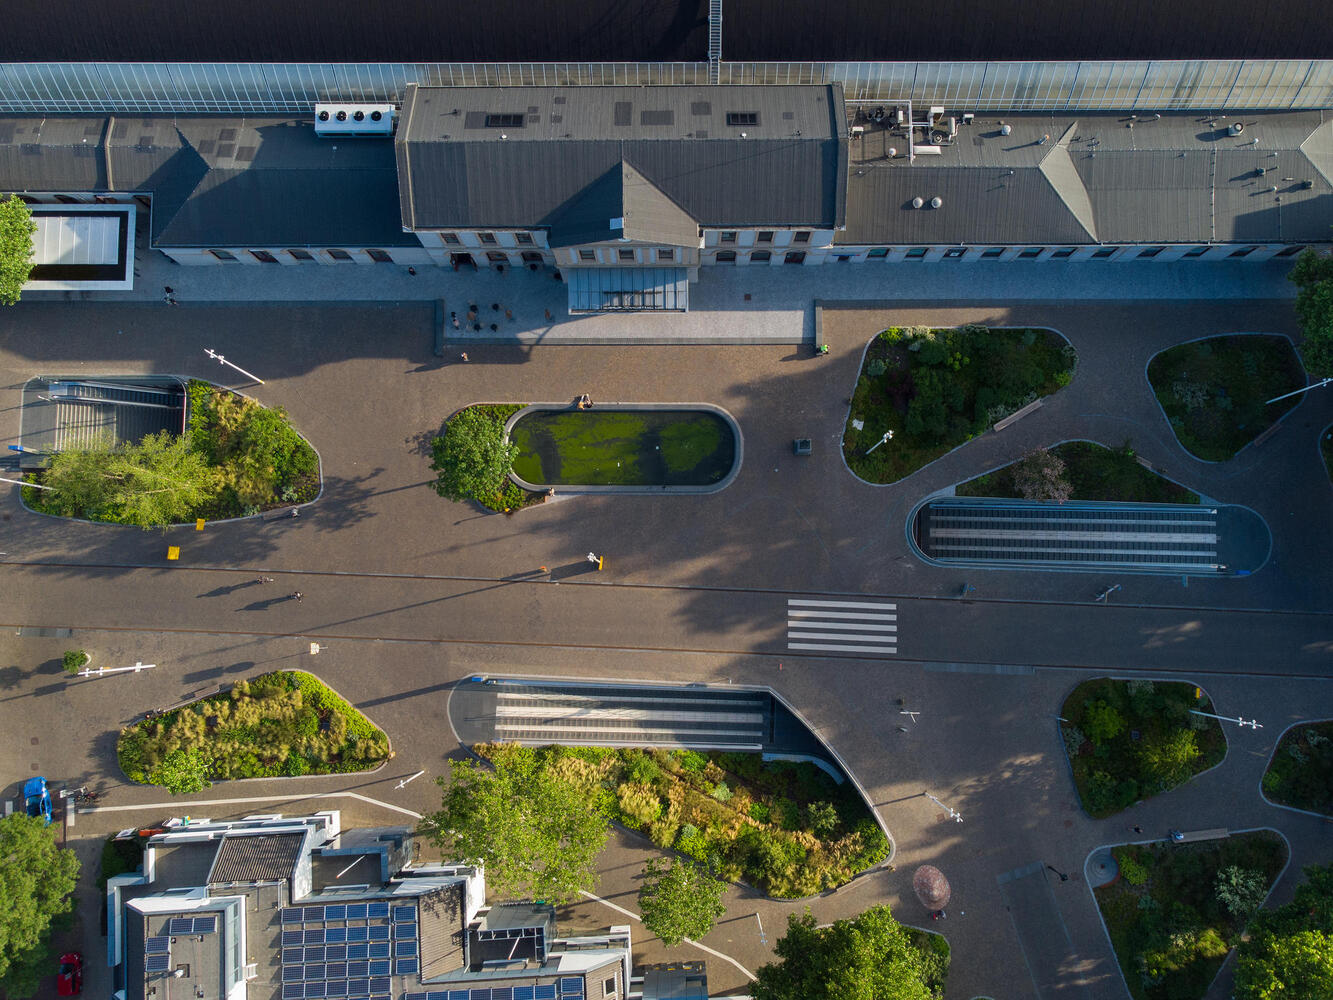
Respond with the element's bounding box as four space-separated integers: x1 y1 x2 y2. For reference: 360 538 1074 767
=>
2 264 1333 1000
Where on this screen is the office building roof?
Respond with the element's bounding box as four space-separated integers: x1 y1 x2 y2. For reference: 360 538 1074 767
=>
838 110 1333 246
396 85 847 232
209 832 304 883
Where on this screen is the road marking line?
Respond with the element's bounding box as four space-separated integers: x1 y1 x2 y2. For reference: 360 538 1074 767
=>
785 621 898 632
788 642 898 654
787 631 901 643
787 610 897 621
79 791 423 820
788 599 896 610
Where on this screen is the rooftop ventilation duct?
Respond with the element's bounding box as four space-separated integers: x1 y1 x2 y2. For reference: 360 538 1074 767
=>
314 104 394 137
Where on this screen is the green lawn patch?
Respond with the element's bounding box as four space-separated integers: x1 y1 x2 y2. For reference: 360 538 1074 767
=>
475 744 889 898
1147 335 1304 461
429 403 544 512
957 441 1199 503
1262 721 1333 815
1095 831 1287 1000
509 408 735 487
1060 679 1226 818
843 325 1076 484
118 671 389 785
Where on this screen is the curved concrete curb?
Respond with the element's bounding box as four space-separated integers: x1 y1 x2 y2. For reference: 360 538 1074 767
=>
17 375 324 527
837 325 1077 488
1142 331 1307 466
1257 717 1333 819
1053 674 1231 821
904 495 1271 578
503 401 743 495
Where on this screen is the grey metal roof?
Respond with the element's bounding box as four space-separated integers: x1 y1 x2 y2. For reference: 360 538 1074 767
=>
1 114 414 249
396 85 847 231
0 118 109 193
838 110 1333 246
546 161 699 247
208 833 303 884
417 883 466 981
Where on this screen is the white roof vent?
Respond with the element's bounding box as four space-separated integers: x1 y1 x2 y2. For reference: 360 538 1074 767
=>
1228 121 1245 136
930 196 943 209
888 147 898 158
314 104 395 138
911 197 924 209
1000 123 1012 136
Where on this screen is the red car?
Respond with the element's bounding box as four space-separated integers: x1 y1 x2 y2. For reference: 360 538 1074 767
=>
56 953 82 996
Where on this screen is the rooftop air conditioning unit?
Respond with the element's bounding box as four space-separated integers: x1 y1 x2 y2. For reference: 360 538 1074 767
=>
314 104 395 137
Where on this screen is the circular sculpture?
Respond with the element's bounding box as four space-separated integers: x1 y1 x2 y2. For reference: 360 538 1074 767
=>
913 865 952 911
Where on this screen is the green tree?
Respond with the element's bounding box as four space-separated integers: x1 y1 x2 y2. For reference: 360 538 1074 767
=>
0 815 81 998
1289 249 1333 377
0 195 36 306
752 906 937 1000
1083 700 1126 746
1012 449 1073 503
637 857 727 947
1235 930 1333 1000
150 748 212 795
1215 866 1269 919
1138 729 1201 788
429 406 517 504
1234 864 1333 1000
420 747 609 904
43 431 219 528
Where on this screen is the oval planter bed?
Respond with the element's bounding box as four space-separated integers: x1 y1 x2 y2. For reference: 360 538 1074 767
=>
506 403 741 494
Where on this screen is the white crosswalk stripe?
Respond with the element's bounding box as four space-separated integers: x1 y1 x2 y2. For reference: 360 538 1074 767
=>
786 597 899 656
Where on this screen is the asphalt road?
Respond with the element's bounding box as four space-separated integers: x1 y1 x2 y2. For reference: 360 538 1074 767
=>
2 563 1329 678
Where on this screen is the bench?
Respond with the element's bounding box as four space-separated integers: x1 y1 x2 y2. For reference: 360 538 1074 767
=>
1173 827 1228 843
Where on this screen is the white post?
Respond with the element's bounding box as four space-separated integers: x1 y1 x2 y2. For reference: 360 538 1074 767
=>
79 661 156 679
865 431 893 455
205 348 265 385
0 475 54 491
1189 709 1262 730
924 791 962 823
395 770 426 790
1266 377 1333 406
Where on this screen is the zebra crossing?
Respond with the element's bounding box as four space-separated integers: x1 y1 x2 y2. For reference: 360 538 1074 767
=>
786 598 898 656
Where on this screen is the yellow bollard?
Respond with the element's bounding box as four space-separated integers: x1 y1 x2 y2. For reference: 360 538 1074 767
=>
196 518 206 531
597 556 605 571
167 546 180 561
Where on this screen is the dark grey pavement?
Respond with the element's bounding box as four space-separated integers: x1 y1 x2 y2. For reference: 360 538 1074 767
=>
4 294 1333 1000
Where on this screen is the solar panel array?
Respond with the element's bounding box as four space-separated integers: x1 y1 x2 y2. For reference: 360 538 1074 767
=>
404 981 583 1000
278 901 419 999
168 916 218 935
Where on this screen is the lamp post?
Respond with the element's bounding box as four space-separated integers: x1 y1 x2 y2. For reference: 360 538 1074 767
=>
1189 709 1262 730
78 661 155 679
1266 377 1333 406
865 430 893 455
1095 584 1122 603
924 791 962 823
204 348 265 384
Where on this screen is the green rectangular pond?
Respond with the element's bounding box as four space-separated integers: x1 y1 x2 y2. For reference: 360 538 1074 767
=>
508 406 739 490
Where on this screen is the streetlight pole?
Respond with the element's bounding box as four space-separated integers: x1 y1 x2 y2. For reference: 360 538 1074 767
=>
1189 709 1262 730
1266 377 1333 406
204 348 265 385
1095 584 1122 603
865 430 893 455
0 475 54 491
923 791 962 823
395 770 426 790
78 661 156 679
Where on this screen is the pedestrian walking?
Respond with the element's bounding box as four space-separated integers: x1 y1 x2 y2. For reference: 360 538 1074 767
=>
489 323 498 331
290 591 303 603
466 309 477 323
460 352 469 362
505 308 513 320
491 302 500 311
256 575 274 584
1132 825 1143 835
451 312 460 330
407 266 417 276
163 285 175 295
544 308 552 321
